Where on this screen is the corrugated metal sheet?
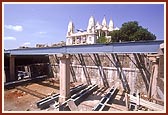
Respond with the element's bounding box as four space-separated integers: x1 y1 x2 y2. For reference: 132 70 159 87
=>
4 40 164 55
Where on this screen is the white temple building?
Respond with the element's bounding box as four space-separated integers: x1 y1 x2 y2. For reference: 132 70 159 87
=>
66 16 119 45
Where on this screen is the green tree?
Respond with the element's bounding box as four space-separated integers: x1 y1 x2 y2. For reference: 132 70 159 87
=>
110 30 122 42
132 27 156 41
110 21 156 42
97 36 107 43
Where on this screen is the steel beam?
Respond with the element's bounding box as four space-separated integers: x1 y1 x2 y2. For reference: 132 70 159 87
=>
4 75 47 88
5 40 163 55
36 84 87 109
72 84 98 105
92 86 119 111
37 94 60 109
57 84 98 111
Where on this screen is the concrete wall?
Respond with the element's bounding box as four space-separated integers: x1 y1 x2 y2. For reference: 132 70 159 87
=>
71 65 140 92
49 54 148 95
5 53 163 98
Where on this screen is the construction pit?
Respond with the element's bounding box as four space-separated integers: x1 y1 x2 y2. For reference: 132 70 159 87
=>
3 41 165 112
4 79 127 111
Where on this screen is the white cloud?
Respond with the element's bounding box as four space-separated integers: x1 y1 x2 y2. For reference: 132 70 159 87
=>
4 36 16 40
5 25 23 32
22 42 31 46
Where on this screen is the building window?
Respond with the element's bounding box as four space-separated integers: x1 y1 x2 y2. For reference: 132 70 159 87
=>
77 37 81 44
68 39 71 44
83 37 86 43
72 38 75 44
89 37 92 41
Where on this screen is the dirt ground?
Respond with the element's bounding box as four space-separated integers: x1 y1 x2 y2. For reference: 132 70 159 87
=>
4 80 59 111
77 89 127 111
3 79 126 112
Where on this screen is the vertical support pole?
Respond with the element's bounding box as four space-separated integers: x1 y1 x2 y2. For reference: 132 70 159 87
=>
24 66 31 78
129 72 132 93
58 54 71 104
125 92 129 110
28 65 32 78
10 55 15 81
136 90 140 111
147 66 155 99
151 57 159 99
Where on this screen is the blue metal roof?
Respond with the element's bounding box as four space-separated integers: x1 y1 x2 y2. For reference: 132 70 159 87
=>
4 40 164 55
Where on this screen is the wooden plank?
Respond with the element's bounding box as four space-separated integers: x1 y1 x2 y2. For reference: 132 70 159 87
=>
128 94 164 111
104 103 125 111
156 86 164 100
67 100 79 111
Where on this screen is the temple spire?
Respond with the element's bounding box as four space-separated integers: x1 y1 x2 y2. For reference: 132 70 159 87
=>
108 18 114 32
87 16 95 33
102 16 108 31
67 20 74 36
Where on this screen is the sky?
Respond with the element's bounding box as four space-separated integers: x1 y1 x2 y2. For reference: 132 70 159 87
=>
3 3 165 49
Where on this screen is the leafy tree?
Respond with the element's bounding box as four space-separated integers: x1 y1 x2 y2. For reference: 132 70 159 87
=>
110 30 122 42
97 36 107 43
132 27 156 41
110 21 156 42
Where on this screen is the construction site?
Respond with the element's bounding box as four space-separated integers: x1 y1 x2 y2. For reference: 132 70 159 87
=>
3 40 165 112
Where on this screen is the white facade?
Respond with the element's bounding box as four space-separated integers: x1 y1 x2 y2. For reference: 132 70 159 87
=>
66 16 119 45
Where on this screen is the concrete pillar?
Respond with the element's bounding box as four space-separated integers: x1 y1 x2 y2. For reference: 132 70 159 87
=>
125 92 129 110
58 54 71 104
151 57 159 98
10 55 15 81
